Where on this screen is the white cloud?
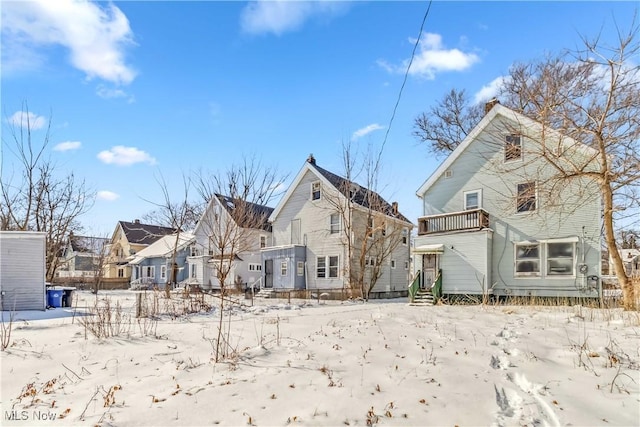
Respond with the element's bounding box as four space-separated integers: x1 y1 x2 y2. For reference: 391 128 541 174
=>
380 32 480 80
474 76 510 104
96 85 135 103
1 0 136 85
96 190 120 201
8 111 47 130
97 146 156 166
53 141 81 152
240 0 348 35
352 124 385 141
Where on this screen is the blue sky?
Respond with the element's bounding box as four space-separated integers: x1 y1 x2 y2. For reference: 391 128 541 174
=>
1 1 637 236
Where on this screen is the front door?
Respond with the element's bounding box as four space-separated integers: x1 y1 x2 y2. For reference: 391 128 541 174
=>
264 259 273 288
422 254 438 289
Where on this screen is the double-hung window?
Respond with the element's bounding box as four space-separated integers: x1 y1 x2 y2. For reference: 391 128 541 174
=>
516 182 536 213
330 213 340 234
515 243 540 276
317 256 338 278
281 262 288 276
311 181 321 200
317 256 326 278
505 134 522 162
160 265 167 280
547 242 575 276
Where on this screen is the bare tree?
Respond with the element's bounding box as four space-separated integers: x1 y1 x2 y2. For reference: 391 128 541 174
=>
1 103 94 281
195 156 285 361
413 23 640 309
321 144 411 300
413 88 484 158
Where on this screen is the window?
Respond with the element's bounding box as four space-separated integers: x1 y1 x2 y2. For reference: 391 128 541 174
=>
117 268 124 278
330 213 340 234
160 265 167 279
390 259 396 269
260 235 267 249
311 181 321 200
515 243 540 276
317 256 326 278
190 245 199 257
367 216 374 239
516 182 536 213
404 260 409 270
329 256 339 278
281 261 288 276
547 242 575 276
464 190 481 210
366 256 376 267
190 264 197 278
249 263 262 271
381 222 387 237
297 261 304 276
144 266 155 279
505 134 522 161
402 228 408 245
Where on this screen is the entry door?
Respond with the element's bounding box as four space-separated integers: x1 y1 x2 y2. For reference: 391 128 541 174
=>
264 259 273 288
422 254 437 289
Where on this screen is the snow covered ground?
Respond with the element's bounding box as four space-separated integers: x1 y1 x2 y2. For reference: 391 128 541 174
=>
1 290 639 426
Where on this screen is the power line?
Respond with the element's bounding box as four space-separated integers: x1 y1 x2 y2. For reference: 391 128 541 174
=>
376 0 433 168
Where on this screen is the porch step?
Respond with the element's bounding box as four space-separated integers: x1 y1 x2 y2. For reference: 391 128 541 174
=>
410 290 435 306
254 289 274 298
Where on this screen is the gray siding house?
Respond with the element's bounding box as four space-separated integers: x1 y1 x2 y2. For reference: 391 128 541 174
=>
267 156 413 298
188 194 273 291
0 231 47 310
413 103 602 299
128 232 195 289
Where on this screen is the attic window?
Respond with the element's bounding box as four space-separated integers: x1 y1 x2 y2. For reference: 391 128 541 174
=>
444 170 453 179
505 134 522 162
311 181 321 200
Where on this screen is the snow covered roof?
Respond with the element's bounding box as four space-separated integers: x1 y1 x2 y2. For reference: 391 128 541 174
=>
128 232 195 265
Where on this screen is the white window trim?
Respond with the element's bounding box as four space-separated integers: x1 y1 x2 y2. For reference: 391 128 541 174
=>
311 181 321 201
545 241 577 279
281 261 288 276
160 265 167 279
514 242 541 277
401 228 408 246
297 261 304 276
515 182 537 214
329 213 341 235
328 255 339 278
390 259 396 269
504 134 523 163
259 235 267 249
249 263 262 272
317 256 326 278
463 189 482 210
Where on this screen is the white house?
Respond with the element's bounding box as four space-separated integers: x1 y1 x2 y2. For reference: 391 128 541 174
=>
413 102 602 300
266 155 414 298
187 194 273 291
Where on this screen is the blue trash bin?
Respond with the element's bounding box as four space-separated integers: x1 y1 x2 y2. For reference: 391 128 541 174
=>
47 289 62 308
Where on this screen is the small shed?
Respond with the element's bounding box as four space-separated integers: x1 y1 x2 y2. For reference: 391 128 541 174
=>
0 231 47 311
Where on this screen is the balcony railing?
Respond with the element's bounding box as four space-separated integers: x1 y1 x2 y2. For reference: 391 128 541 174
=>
418 208 490 235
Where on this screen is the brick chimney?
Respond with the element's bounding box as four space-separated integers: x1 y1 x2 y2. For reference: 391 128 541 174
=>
134 219 140 224
485 98 500 115
391 201 398 215
307 154 316 165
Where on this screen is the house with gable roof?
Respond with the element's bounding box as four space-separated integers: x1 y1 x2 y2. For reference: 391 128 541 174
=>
187 194 273 290
412 101 602 301
265 155 413 298
128 232 195 289
56 232 109 281
104 220 177 281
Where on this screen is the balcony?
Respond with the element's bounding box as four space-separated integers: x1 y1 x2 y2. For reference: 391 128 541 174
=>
418 209 490 236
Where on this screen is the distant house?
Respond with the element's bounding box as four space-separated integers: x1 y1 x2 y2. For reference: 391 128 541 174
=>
56 233 109 282
413 102 602 300
266 155 413 298
104 220 176 281
188 194 273 290
128 232 195 289
611 249 640 277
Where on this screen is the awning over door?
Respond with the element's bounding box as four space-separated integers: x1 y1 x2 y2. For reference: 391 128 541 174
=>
413 244 444 254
